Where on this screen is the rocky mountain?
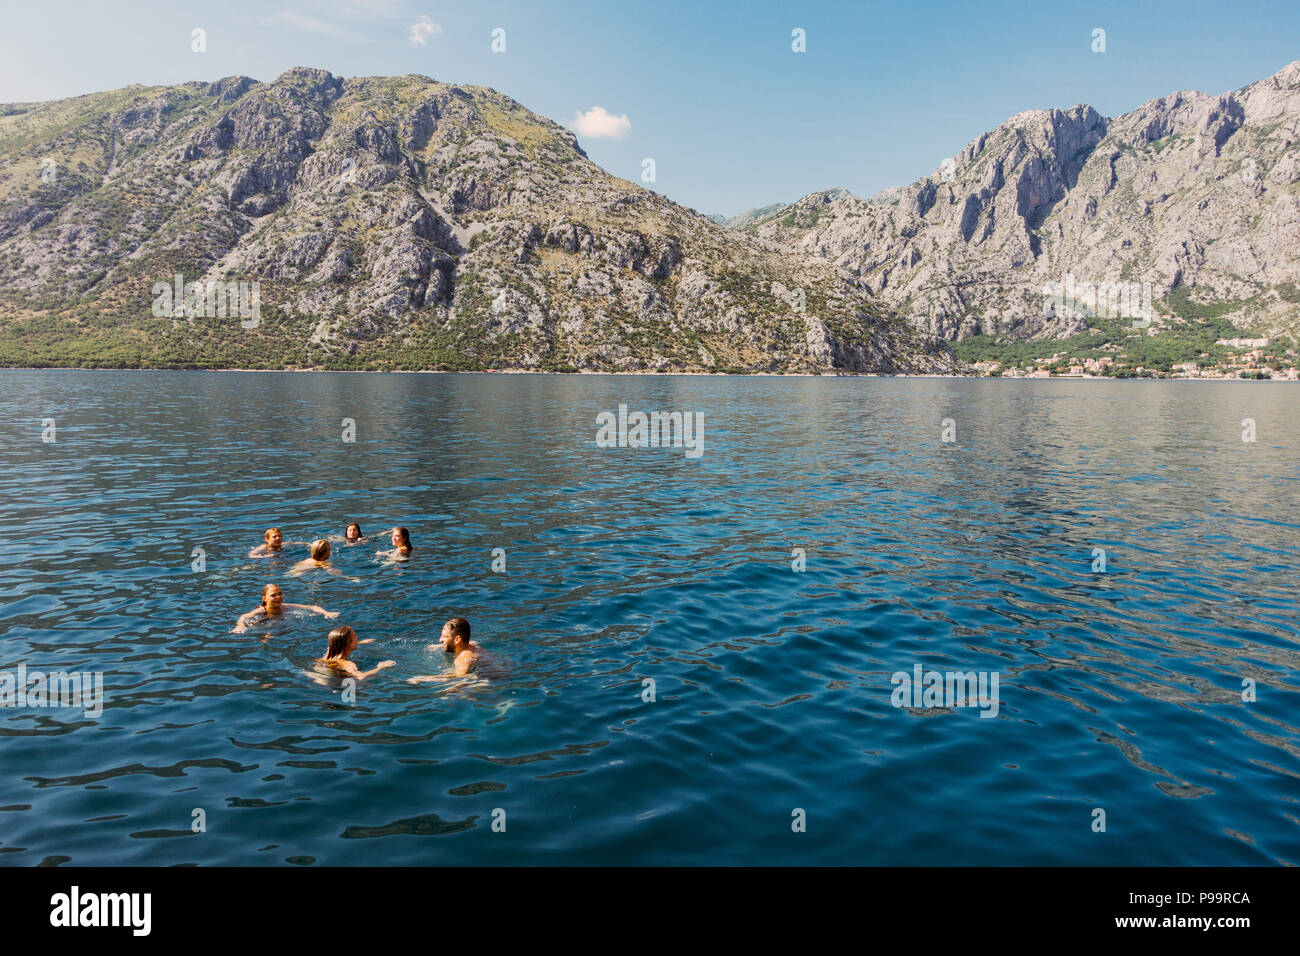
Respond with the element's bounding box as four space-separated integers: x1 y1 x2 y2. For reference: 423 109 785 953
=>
708 189 850 230
742 62 1300 342
0 68 956 373
705 204 780 228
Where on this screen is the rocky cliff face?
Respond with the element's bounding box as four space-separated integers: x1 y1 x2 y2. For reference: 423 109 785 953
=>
0 68 956 373
745 62 1300 341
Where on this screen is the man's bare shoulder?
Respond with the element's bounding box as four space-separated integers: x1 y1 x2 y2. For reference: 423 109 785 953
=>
467 645 509 677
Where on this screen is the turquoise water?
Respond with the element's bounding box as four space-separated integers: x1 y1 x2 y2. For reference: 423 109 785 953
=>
1 370 1297 865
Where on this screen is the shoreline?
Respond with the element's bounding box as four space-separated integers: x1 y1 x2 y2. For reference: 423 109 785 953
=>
0 366 1295 381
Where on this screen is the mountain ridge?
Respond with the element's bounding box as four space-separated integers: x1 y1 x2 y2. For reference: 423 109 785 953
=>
0 67 955 373
738 60 1300 343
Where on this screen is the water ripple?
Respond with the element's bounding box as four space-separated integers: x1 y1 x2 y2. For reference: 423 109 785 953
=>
0 371 1297 864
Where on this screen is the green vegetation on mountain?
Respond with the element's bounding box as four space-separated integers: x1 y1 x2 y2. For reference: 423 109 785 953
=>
0 69 955 374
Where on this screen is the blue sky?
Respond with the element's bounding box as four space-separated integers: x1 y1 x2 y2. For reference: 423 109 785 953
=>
2 0 1296 216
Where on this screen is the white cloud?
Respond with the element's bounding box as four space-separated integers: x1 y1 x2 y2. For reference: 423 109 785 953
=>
409 15 443 45
573 106 631 139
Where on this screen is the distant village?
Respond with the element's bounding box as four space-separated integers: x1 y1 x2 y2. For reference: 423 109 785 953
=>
971 335 1300 380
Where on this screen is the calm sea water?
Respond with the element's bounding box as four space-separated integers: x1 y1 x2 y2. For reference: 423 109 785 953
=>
0 370 1297 866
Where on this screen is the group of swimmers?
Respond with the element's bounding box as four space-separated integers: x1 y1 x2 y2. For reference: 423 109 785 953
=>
233 524 488 683
248 524 414 570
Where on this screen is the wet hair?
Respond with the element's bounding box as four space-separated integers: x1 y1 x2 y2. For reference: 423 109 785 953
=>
264 527 283 546
346 523 362 537
309 539 330 561
260 583 282 612
445 617 471 643
325 625 357 660
393 527 412 550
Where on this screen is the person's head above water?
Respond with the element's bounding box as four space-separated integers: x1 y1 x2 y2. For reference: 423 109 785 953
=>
325 625 358 660
440 617 471 653
264 527 284 550
345 523 362 540
261 583 284 614
309 539 330 561
391 527 412 550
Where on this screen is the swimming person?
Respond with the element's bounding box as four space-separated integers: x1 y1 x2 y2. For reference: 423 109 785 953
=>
289 539 343 577
331 523 366 545
248 527 306 558
407 617 489 682
314 625 395 680
232 584 338 633
376 527 413 561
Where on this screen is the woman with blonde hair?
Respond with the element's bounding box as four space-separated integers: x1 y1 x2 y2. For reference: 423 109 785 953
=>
248 527 307 558
232 584 337 633
290 539 343 577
